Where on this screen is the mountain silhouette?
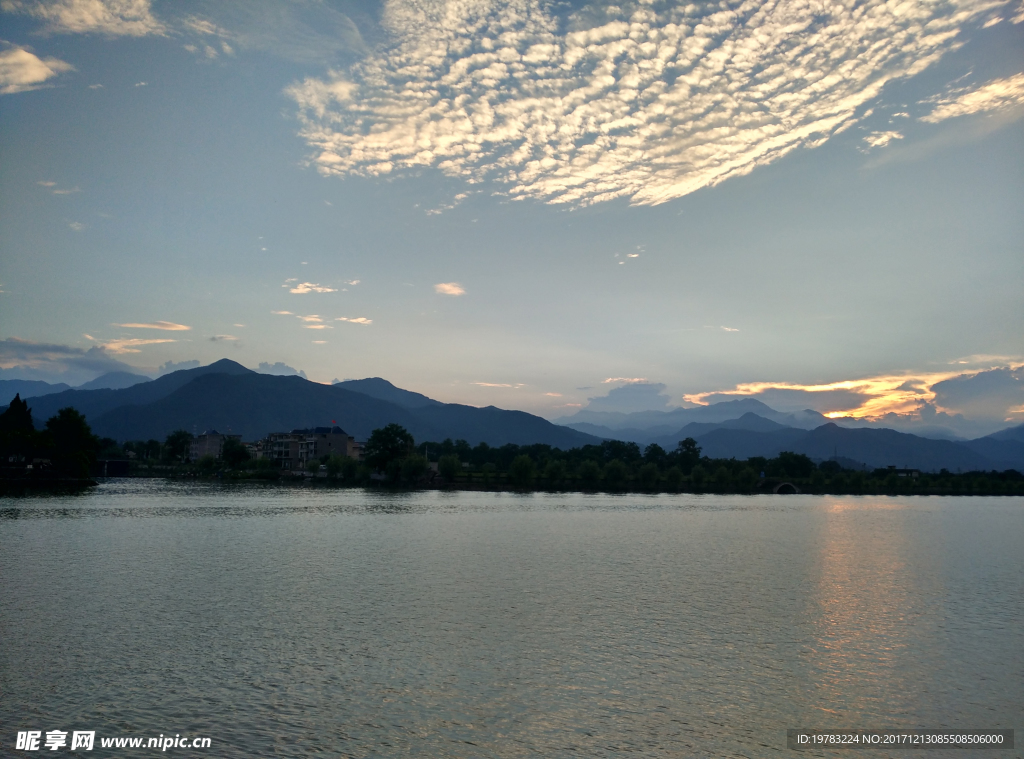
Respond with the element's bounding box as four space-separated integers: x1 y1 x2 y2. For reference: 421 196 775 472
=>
13 361 599 448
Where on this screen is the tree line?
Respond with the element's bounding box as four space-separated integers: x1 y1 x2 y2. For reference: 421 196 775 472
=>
11 405 1021 496
1 395 102 482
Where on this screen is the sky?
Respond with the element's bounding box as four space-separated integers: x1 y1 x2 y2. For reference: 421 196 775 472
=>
1 0 1022 432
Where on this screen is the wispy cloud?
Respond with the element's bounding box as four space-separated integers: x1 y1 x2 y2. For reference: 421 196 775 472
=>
208 334 239 342
862 130 904 149
473 382 524 388
287 0 1001 207
302 324 330 330
68 222 84 231
920 73 1024 124
271 310 294 315
720 326 739 332
603 377 647 384
426 192 470 216
114 321 191 331
86 336 176 354
297 315 323 322
2 0 166 37
287 281 337 293
434 282 465 296
337 316 372 325
0 44 75 95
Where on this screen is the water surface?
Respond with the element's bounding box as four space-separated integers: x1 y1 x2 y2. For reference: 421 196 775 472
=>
2 481 1021 757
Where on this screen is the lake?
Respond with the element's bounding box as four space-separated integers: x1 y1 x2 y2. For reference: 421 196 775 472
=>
1 481 1021 757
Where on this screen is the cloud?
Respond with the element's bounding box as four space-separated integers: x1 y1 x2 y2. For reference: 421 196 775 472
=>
156 359 200 376
337 316 372 324
585 382 672 413
297 315 323 322
257 361 307 379
426 192 471 215
0 337 142 384
271 310 294 315
602 377 647 384
544 392 562 397
0 44 75 95
114 321 191 331
720 326 739 332
287 281 337 293
2 0 166 36
920 73 1024 124
177 2 366 65
862 130 903 149
52 186 81 195
434 282 465 296
684 362 1024 422
287 0 1002 207
87 336 176 354
302 324 330 329
930 366 1024 422
68 221 84 231
472 382 524 388
208 334 239 342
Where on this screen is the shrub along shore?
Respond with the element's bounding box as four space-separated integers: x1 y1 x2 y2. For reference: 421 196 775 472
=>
102 423 1024 497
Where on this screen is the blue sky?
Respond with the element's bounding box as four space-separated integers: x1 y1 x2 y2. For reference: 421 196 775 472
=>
1 0 1022 429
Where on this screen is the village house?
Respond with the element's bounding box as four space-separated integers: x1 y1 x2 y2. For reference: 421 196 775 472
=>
189 430 242 462
264 426 361 470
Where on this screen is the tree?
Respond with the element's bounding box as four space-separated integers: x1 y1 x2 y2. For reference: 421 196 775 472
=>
401 455 429 482
164 430 194 462
735 467 757 492
222 438 251 469
508 454 536 487
643 443 667 466
0 394 38 464
438 454 461 481
364 424 415 472
664 466 683 491
690 463 708 489
544 459 567 486
578 460 601 488
481 462 497 485
675 438 701 473
603 459 627 489
0 394 34 434
44 407 99 478
639 462 660 490
769 451 815 479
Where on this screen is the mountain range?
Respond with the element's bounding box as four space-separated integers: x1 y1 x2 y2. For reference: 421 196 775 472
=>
3 360 1022 471
0 371 150 401
8 360 599 449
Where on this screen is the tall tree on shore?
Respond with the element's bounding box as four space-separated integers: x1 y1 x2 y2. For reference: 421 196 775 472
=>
364 424 415 473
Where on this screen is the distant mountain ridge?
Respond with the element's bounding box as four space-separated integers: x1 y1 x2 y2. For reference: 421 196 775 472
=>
562 407 1024 472
558 399 829 440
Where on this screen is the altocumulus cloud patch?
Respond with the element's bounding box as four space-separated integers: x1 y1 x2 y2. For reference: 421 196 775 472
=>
287 0 1011 207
